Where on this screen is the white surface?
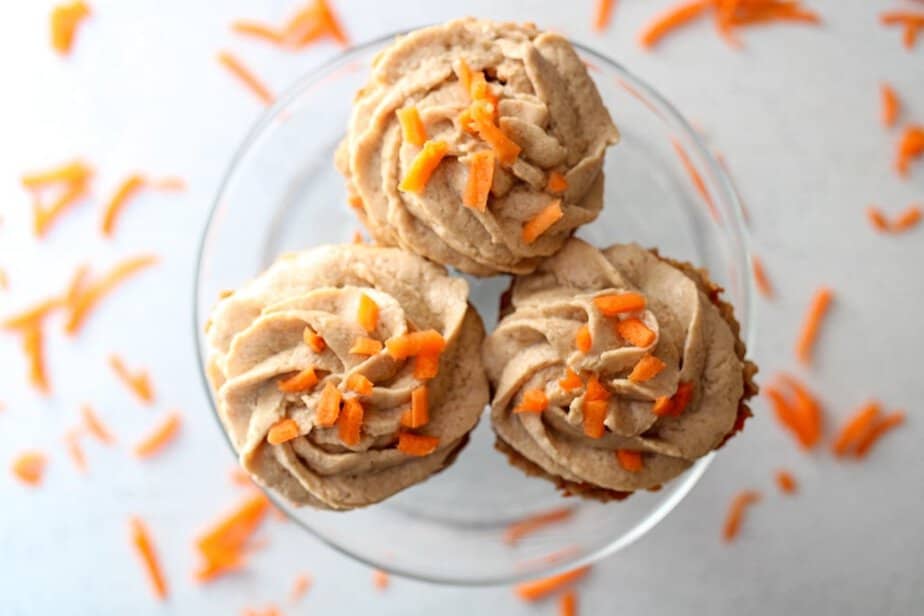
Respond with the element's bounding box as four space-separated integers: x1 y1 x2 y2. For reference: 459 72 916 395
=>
0 1 921 614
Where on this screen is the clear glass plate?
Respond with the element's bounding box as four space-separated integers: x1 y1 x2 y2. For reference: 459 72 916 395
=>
194 32 754 586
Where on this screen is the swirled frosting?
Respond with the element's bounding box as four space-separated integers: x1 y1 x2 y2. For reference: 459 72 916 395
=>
484 239 748 493
205 244 488 510
336 18 620 276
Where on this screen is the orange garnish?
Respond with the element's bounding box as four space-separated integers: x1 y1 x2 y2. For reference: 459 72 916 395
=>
751 255 773 298
514 566 591 602
357 293 379 333
413 352 440 380
31 177 91 238
349 336 383 355
134 412 181 458
231 20 285 44
831 401 880 457
504 507 573 545
337 397 364 446
21 159 93 189
82 404 115 444
217 50 274 105
546 170 569 194
616 449 643 472
454 58 474 95
22 325 50 394
65 430 87 473
894 205 922 232
673 141 719 221
101 174 145 236
775 470 797 494
855 411 905 458
397 432 440 456
195 493 270 582
615 317 656 347
514 388 549 414
346 373 373 395
522 199 563 244
50 1 91 55
894 124 924 177
722 490 761 542
652 381 694 417
11 451 46 486
593 0 616 32
130 517 169 600
401 385 430 429
290 573 312 602
302 326 326 352
470 102 521 166
372 569 390 590
575 324 592 353
594 292 646 316
267 418 300 444
398 140 449 193
880 11 924 50
582 399 608 439
560 590 577 616
585 374 611 401
315 381 342 427
463 150 495 212
65 255 158 335
627 354 666 383
559 368 583 392
881 83 900 128
385 330 446 360
764 386 814 449
640 1 713 49
397 106 427 147
109 354 155 404
278 367 319 393
795 286 833 364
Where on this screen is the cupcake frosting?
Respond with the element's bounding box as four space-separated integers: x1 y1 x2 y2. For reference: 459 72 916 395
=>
336 17 619 276
205 244 488 510
483 239 746 492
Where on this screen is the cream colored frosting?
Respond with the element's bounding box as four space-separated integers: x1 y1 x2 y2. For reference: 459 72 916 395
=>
483 239 744 492
336 17 619 276
205 244 488 510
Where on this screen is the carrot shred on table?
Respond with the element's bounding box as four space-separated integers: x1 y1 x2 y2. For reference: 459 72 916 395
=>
50 1 91 55
615 317 655 347
895 125 924 177
315 381 342 427
337 397 363 446
575 324 592 353
32 177 91 238
559 368 583 392
397 432 440 456
775 469 797 494
546 171 569 194
304 0 349 46
267 418 300 445
514 566 591 602
515 388 549 414
582 399 608 439
722 490 761 542
401 385 430 429
881 83 900 128
454 58 474 95
290 573 312 602
894 205 922 232
463 150 495 212
109 354 155 404
65 430 87 473
134 412 181 458
866 206 889 232
278 367 318 393
195 493 271 582
593 0 617 32
855 411 905 458
21 159 93 189
398 140 449 193
20 325 51 394
11 451 47 486
764 386 813 449
349 336 383 356
639 0 713 49
357 293 379 333
559 590 577 616
65 255 158 335
795 286 833 365
594 292 646 316
302 326 326 353
372 569 390 590
385 330 446 360
880 11 924 50
652 381 694 417
831 401 881 457
100 174 145 236
751 255 773 298
627 354 666 383
217 51 274 105
504 507 573 545
413 352 440 380
673 141 719 222
777 374 823 447
130 517 169 599
346 373 373 395
522 199 563 245
232 20 285 44
397 106 427 148
616 449 643 472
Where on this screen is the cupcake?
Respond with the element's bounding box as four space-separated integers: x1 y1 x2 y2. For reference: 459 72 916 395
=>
205 244 488 510
483 239 757 501
336 18 620 276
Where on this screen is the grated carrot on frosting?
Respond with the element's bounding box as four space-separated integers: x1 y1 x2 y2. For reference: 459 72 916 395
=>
134 412 182 458
514 388 549 414
130 517 169 600
546 170 569 194
302 326 326 353
615 317 655 347
315 381 342 427
350 336 383 355
385 330 446 360
50 1 91 55
278 367 319 393
413 352 440 380
463 150 495 212
575 324 592 353
267 418 300 444
880 83 900 128
398 140 449 193
397 106 427 147
559 368 583 392
627 354 666 383
616 449 643 472
346 373 373 395
400 385 429 429
594 292 646 315
522 199 563 245
357 293 379 333
337 397 364 446
397 432 439 456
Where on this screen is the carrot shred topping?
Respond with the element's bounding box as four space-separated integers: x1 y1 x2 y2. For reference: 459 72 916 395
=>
751 255 773 298
515 566 591 602
65 255 158 335
195 493 271 582
350 336 383 355
315 381 342 427
401 385 430 429
372 569 390 590
560 590 577 616
22 325 51 394
652 381 694 417
522 199 563 245
515 388 549 414
302 326 326 353
615 317 656 347
722 490 761 542
855 411 905 458
346 373 373 396
504 507 574 545
134 412 182 458
100 174 144 236
278 367 319 393
82 404 116 444
463 150 495 212
895 125 924 177
470 101 521 166
546 170 569 194
795 286 833 364
594 292 646 316
398 140 449 193
583 399 608 439
290 573 312 602
575 324 592 353
673 141 720 221
11 451 47 486
109 354 155 404
397 106 427 148
616 449 643 472
385 330 446 360
50 1 91 55
413 352 440 380
397 432 440 457
130 517 169 600
594 0 617 32
217 51 274 105
628 354 666 383
357 293 379 333
775 470 797 494
337 397 364 446
267 418 300 445
881 83 900 128
559 368 583 392
831 401 880 457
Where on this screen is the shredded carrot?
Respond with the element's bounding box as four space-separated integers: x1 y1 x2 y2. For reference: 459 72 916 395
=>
195 493 270 582
303 326 326 353
616 449 643 472
673 141 719 221
401 385 430 429
583 399 608 439
279 367 319 393
651 381 694 417
65 255 158 335
795 286 833 364
290 573 312 602
22 325 50 394
775 470 797 494
267 418 300 445
722 490 761 542
546 171 569 194
575 324 592 353
463 150 495 212
832 401 880 457
764 386 813 449
504 507 573 545
397 432 440 456
751 255 773 298
232 20 285 44
32 177 91 238
349 336 383 355
515 388 549 414
337 397 363 446
217 51 274 105
130 517 169 599
346 373 373 395
514 566 591 602
639 1 713 49
372 569 390 591
50 1 91 55
398 140 449 193
880 11 924 50
895 125 924 177
585 374 611 402
593 292 646 316
11 451 46 486
560 590 577 616
413 352 440 380
893 204 922 232
881 83 900 128
66 264 89 307
65 430 87 473
522 199 563 244
470 102 522 166
594 0 617 32
109 354 155 404
100 174 145 236
21 159 93 189
134 412 181 458
357 293 379 333
559 368 583 392
615 317 656 347
627 354 666 383
385 330 446 360
855 411 905 458
81 405 115 444
315 381 342 427
867 206 889 232
397 106 427 148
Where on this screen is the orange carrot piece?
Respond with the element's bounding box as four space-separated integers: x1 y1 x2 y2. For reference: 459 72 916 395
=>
372 569 390 591
515 566 591 602
315 381 342 427
470 103 522 166
895 125 924 177
231 20 285 44
350 336 383 355
397 432 440 456
867 206 889 232
398 140 449 193
290 573 312 602
893 205 922 232
615 317 656 347
11 451 46 486
575 324 592 353
585 374 611 401
279 367 318 393
515 388 549 414
881 83 900 128
522 199 563 245
134 412 182 458
593 292 646 316
832 401 881 457
281 2 328 48
32 178 91 238
195 493 270 582
454 58 474 95
397 106 427 148
346 373 374 395
652 381 694 417
22 325 50 394
337 397 364 446
109 354 155 404
775 470 797 494
82 404 115 444
594 0 617 32
560 590 577 616
673 141 719 221
652 395 674 416
21 159 92 189
130 517 169 600
64 429 86 473
751 255 773 298
401 385 430 429
795 286 833 364
65 255 158 335
559 368 583 392
217 51 274 105
385 330 446 360
50 1 91 55
583 399 608 439
778 374 823 447
616 449 643 472
880 11 924 50
302 326 326 353
504 507 574 545
413 352 440 380
627 354 666 383
100 174 146 236
639 0 713 49
546 171 569 194
764 386 813 449
267 418 300 445
357 293 379 333
722 490 761 542
463 150 495 212
313 0 349 46
855 411 905 458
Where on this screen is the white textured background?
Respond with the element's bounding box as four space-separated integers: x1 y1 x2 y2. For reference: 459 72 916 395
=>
1 1 922 614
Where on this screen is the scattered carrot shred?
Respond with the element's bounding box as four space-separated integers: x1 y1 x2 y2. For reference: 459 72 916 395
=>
778 374 823 446
559 368 583 392
401 385 430 429
867 206 889 232
795 286 833 365
22 159 92 189
560 590 577 616
372 569 390 591
880 83 900 128
504 507 573 545
615 317 656 347
515 388 549 414
593 0 617 32
463 150 495 212
130 517 169 599
195 493 270 583
398 140 449 193
673 141 720 222
217 50 274 105
751 255 773 298
639 0 713 49
470 101 521 165
109 354 155 404
855 411 905 458
880 11 924 50
722 490 761 542
315 381 342 427
352 229 366 244
775 470 797 494
894 125 924 177
514 566 591 602
22 325 51 394
522 199 563 244
627 354 666 383
346 373 374 395
385 330 446 360
231 20 285 44
50 1 91 55
616 449 643 472
278 367 318 393
594 292 646 316
893 205 922 232
65 255 158 335
357 293 379 333
349 336 383 356
397 432 440 456
65 430 87 473
546 171 569 194
11 451 46 486
290 573 312 602
397 106 428 148
832 401 880 457
100 174 145 236
302 327 326 353
337 397 364 446
764 386 813 449
82 404 116 443
267 418 300 445
134 412 182 458
575 324 592 353
413 352 440 380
